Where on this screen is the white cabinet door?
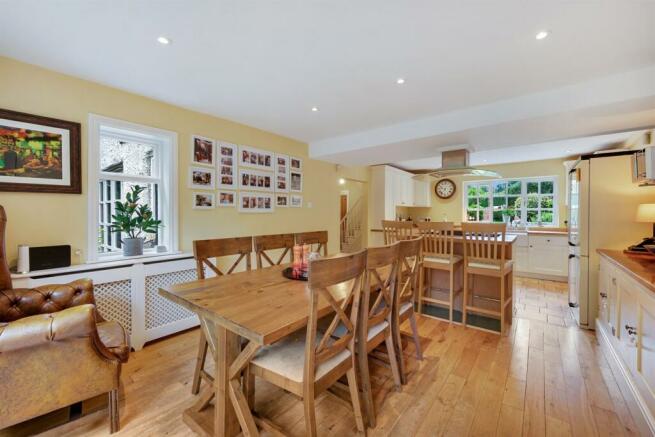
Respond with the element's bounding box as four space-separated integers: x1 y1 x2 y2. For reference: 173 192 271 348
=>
514 246 529 273
413 179 431 207
618 277 640 375
402 175 414 206
527 235 568 277
598 259 610 327
639 295 655 403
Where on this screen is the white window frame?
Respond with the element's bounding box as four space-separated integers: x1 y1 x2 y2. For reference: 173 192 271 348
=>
87 114 178 262
462 175 558 226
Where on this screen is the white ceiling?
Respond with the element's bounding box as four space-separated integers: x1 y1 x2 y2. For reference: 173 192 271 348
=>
1 0 654 165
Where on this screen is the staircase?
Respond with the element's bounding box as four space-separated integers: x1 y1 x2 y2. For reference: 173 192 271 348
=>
340 197 365 253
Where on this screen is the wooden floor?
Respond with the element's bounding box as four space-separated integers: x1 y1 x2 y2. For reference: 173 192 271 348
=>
38 277 643 436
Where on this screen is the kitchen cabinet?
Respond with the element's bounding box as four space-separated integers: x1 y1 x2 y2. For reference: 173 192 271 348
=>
514 233 568 280
412 177 431 207
617 276 640 372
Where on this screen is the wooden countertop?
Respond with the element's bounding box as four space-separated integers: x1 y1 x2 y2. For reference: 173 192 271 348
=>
368 230 517 244
597 249 655 293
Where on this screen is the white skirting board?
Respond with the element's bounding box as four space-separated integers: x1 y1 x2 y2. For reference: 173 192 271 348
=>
596 320 655 436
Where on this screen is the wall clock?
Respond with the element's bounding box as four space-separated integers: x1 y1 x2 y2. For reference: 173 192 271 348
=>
435 178 456 199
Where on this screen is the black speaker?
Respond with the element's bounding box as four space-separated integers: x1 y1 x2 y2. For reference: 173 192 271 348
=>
29 245 71 271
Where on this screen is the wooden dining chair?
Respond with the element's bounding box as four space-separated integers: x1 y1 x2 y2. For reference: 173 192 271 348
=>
416 222 463 322
357 242 402 427
191 236 253 395
253 233 294 268
382 220 414 244
249 250 367 436
295 230 328 256
394 237 423 384
461 223 513 335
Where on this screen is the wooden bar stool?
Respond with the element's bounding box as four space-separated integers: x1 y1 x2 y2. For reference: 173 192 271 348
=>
253 233 294 268
461 223 513 335
190 236 253 395
382 220 414 244
295 230 328 256
416 222 463 322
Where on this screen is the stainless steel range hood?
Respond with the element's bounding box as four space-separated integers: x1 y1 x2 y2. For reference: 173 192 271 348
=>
429 149 500 178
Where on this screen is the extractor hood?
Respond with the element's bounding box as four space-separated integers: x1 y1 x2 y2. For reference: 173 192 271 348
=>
429 149 500 178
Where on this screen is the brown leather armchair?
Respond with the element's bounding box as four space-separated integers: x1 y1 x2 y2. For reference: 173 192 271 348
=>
0 206 129 433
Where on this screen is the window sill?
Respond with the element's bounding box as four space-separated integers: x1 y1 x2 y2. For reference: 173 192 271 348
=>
90 250 184 264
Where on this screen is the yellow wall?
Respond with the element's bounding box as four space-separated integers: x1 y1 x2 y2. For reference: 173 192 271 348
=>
398 158 569 226
0 56 365 264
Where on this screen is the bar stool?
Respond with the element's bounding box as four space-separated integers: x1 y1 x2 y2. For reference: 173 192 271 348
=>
416 222 463 322
382 220 414 244
461 223 513 335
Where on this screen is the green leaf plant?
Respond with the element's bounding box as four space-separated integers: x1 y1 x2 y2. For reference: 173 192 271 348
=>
109 185 162 240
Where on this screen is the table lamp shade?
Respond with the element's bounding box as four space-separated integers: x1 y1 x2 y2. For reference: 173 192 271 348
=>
636 204 655 222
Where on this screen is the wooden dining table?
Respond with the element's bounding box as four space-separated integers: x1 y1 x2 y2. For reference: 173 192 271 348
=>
158 263 355 437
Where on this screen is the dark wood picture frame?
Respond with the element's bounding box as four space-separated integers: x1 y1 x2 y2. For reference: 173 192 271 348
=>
0 108 81 194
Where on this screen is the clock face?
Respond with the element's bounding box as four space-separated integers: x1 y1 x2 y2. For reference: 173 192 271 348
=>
435 179 456 199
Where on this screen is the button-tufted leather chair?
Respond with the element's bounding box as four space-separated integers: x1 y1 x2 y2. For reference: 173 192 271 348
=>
0 205 129 433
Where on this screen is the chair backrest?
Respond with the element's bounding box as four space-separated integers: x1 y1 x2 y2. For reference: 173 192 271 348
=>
363 243 399 335
461 223 507 266
396 237 422 307
193 237 253 279
415 221 455 259
253 233 294 268
295 230 328 256
0 206 12 290
304 249 367 380
382 220 414 244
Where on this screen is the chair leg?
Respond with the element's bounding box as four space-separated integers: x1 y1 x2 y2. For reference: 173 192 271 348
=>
109 389 119 434
462 269 468 328
449 266 454 323
385 333 402 389
394 317 407 385
418 266 425 315
409 311 423 360
357 336 375 427
192 332 209 395
346 367 366 433
500 273 506 336
303 394 318 437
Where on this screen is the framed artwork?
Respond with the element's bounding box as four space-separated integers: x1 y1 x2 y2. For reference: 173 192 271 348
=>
290 171 303 192
0 108 81 194
217 141 237 189
192 192 215 209
191 135 215 167
275 154 289 192
218 190 236 207
239 145 274 171
188 166 215 190
290 156 302 172
290 195 303 208
238 168 273 192
276 194 289 207
238 191 274 213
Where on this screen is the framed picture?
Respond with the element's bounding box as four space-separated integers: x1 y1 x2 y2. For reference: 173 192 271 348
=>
238 168 273 192
218 190 236 207
192 192 215 209
0 108 81 194
191 135 215 166
290 156 302 172
290 195 303 208
218 141 237 189
275 154 289 193
188 166 215 190
238 191 274 213
276 194 289 207
290 171 303 192
239 145 274 171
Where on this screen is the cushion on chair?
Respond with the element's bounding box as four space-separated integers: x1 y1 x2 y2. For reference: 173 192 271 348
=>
467 261 512 271
367 321 389 341
97 320 130 363
250 329 351 383
424 255 462 266
400 301 413 315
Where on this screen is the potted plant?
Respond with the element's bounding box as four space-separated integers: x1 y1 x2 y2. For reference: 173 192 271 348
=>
110 185 162 256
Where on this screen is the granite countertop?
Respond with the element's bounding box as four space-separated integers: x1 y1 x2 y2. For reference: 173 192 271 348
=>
597 249 655 293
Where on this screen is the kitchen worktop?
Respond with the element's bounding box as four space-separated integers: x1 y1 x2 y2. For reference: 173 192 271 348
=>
597 249 655 294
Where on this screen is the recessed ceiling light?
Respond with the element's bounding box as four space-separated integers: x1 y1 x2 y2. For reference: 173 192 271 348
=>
311 107 319 112
396 78 406 85
535 30 549 40
566 149 572 153
157 36 171 45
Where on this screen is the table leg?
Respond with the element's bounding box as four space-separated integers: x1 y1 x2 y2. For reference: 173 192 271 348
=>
215 324 241 437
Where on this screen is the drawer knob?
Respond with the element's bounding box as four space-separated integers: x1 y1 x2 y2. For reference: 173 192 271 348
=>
625 324 637 336
600 292 607 298
612 278 617 285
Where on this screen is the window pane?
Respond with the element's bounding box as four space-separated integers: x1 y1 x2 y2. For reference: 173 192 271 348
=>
467 210 478 221
467 185 478 197
100 136 155 177
526 210 538 223
540 181 553 194
527 194 539 208
540 210 554 223
507 180 521 195
493 211 504 222
479 197 489 208
493 182 506 195
540 196 554 208
527 182 538 194
479 210 488 221
493 197 506 208
508 196 521 210
478 184 489 195
468 197 478 209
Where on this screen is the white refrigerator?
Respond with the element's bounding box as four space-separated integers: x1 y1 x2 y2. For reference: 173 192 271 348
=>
567 152 655 329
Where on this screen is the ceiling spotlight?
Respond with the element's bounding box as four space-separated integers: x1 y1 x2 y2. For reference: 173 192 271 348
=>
311 107 319 112
396 78 406 85
566 149 572 153
338 178 346 185
535 30 549 40
157 36 171 45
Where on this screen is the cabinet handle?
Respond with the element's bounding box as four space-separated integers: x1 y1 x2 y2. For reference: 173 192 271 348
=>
625 324 637 336
600 292 607 298
612 278 617 285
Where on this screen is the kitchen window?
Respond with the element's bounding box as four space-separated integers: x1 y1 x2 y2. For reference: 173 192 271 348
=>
463 176 557 226
87 114 178 261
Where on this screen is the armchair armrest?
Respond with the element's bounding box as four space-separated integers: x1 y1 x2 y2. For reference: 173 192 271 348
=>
0 279 98 322
0 304 96 353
